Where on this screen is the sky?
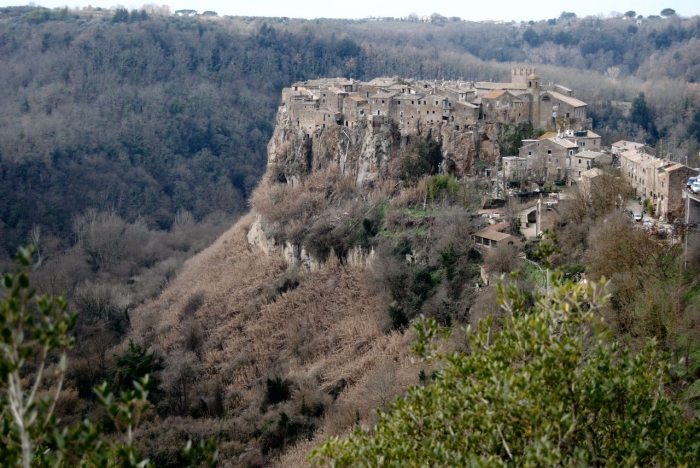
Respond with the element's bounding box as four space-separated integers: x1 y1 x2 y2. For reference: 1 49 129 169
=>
4 0 699 22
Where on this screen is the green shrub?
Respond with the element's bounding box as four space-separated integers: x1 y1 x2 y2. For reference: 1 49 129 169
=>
426 175 460 200
265 377 292 405
388 305 409 331
313 276 700 467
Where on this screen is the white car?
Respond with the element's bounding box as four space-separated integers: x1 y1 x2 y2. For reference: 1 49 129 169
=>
691 181 700 194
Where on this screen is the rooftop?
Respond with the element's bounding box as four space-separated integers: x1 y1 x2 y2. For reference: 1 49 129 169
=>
474 229 513 242
546 90 587 108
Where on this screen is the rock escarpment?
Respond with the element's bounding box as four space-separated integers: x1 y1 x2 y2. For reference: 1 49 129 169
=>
266 102 499 188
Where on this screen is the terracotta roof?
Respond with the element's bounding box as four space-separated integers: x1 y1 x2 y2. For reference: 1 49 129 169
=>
612 140 643 148
486 222 510 232
483 90 506 99
538 132 558 140
551 137 578 149
474 229 513 242
546 90 587 108
475 82 528 90
665 164 698 173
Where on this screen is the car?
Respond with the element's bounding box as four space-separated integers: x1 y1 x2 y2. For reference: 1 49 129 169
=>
692 181 700 194
688 177 698 188
643 217 653 228
633 213 642 222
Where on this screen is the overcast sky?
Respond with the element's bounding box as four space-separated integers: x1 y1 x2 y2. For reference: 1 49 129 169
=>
5 0 699 22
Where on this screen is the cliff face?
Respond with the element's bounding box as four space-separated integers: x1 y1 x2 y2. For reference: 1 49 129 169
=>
130 89 491 467
266 104 500 191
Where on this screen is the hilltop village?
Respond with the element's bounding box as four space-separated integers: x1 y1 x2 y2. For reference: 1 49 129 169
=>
284 68 590 136
281 68 697 225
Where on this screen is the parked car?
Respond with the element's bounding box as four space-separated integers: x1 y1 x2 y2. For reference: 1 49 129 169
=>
691 181 700 194
688 176 698 188
643 217 653 229
633 213 642 222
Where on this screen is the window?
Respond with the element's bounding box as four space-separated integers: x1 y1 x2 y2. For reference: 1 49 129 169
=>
381 100 385 104
366 91 369 98
547 150 552 154
569 150 573 156
398 101 401 105
578 159 581 164
412 101 415 104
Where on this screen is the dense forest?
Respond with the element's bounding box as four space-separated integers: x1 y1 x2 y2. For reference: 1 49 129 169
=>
2 6 700 259
3 5 700 466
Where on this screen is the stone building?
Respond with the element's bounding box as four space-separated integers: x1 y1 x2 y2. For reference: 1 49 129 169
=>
519 137 578 183
481 90 529 124
619 143 698 220
560 129 601 151
502 156 528 181
283 68 589 138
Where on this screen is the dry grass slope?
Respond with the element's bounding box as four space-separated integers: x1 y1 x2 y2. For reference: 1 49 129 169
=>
130 213 422 466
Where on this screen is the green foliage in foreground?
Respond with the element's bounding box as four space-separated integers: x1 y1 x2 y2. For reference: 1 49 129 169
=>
0 246 217 467
312 276 700 466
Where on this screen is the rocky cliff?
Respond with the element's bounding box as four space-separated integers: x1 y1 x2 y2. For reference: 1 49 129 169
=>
251 104 499 268
266 104 500 189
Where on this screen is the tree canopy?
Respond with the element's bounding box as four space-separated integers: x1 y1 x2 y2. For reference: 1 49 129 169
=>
661 8 676 17
313 276 700 466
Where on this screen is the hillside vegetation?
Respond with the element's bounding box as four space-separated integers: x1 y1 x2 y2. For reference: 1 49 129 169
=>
2 7 700 259
3 5 700 466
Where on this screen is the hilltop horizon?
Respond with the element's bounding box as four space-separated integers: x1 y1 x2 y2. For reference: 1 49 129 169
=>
2 1 699 22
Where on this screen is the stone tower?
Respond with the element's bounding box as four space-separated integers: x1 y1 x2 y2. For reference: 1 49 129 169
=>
511 67 537 85
527 70 540 127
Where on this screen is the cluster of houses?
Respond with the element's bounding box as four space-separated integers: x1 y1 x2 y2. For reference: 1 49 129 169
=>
283 68 591 137
502 128 610 185
475 138 698 250
282 69 698 247
615 140 697 220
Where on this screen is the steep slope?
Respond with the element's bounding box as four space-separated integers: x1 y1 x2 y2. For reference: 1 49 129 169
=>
129 212 423 465
127 87 490 464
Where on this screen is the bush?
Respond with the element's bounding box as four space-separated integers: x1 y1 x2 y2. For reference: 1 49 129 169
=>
181 292 205 317
426 174 460 201
387 305 409 331
313 276 700 467
265 377 292 405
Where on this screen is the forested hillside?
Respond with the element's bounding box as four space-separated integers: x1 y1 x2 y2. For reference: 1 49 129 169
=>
3 5 700 467
2 7 700 259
